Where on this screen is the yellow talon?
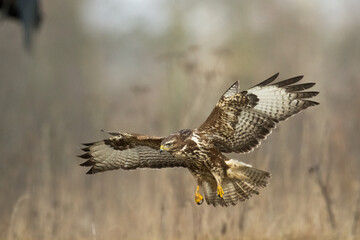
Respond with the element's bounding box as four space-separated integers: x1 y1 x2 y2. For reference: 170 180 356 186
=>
195 185 204 205
217 185 224 198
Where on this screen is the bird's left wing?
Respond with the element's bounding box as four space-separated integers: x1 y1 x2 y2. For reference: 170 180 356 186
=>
78 132 188 174
197 73 319 153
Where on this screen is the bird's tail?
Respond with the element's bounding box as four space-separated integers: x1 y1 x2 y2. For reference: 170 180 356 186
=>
202 159 271 207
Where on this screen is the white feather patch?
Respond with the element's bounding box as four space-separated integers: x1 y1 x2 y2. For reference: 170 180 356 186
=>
225 159 253 168
191 133 201 145
223 81 239 98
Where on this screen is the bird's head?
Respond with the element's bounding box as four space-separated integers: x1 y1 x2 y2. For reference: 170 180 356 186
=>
160 129 193 154
160 136 177 153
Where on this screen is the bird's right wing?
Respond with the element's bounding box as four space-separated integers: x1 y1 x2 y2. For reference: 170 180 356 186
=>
78 132 188 174
198 73 319 153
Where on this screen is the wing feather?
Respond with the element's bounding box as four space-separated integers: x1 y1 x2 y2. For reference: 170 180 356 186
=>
78 132 187 174
198 73 319 153
270 75 304 87
285 83 315 92
253 72 279 87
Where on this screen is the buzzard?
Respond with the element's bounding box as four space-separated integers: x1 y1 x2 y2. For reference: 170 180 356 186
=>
78 73 319 207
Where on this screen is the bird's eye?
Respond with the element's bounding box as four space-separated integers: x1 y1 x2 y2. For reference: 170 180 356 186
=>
165 142 172 146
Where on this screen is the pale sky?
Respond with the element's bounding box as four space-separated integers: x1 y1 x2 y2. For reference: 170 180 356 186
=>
80 0 349 39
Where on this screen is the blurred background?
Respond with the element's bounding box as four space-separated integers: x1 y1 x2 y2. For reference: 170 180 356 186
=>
1 0 359 239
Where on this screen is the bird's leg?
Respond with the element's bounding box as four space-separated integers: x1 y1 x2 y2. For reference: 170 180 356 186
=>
195 185 204 205
212 172 225 198
217 185 224 198
190 171 204 205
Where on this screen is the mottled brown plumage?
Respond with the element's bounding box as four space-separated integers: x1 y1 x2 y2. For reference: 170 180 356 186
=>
78 73 319 207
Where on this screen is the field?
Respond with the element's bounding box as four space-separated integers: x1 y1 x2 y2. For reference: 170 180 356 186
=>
1 1 359 239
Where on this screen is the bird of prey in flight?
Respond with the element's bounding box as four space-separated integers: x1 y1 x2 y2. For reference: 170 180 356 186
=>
78 73 319 207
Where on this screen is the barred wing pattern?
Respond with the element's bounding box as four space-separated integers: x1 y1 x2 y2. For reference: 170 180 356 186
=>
78 132 187 174
198 73 319 153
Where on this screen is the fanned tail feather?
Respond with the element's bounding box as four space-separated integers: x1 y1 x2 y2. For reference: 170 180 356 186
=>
202 159 270 207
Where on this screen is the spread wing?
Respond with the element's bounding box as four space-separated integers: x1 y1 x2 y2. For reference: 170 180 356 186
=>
78 132 188 174
197 73 319 153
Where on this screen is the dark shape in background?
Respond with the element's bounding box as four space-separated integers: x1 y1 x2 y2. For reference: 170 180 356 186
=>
0 0 42 50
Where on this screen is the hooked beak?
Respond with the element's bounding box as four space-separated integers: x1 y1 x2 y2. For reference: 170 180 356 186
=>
159 145 164 153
